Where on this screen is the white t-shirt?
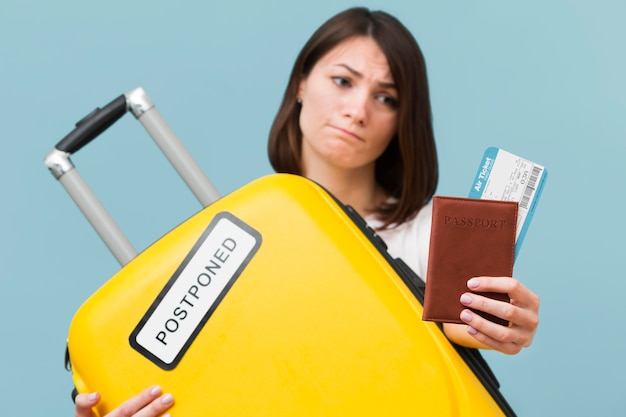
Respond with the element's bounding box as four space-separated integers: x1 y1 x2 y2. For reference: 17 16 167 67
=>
365 203 432 281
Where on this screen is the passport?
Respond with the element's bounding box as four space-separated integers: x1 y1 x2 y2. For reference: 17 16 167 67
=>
422 196 518 326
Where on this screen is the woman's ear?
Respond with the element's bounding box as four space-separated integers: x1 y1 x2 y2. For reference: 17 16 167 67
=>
297 78 307 101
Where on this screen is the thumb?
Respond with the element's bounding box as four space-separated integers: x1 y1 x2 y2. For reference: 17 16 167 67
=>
75 392 100 417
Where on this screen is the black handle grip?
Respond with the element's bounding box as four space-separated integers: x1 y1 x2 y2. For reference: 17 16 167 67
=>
55 94 128 154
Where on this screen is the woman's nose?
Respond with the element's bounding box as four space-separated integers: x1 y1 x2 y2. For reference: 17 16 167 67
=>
343 90 369 126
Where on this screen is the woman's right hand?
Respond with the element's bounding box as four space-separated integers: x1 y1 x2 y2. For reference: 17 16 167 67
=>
75 385 174 417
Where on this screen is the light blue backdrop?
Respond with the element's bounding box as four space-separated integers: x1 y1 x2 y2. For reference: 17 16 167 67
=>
1 1 624 415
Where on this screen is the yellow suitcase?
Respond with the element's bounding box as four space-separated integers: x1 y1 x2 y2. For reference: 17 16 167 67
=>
66 173 516 416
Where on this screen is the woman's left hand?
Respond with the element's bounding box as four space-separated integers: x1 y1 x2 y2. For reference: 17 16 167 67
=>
457 276 540 355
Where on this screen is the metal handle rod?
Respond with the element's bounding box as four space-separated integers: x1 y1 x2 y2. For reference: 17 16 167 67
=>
137 108 219 207
53 153 138 265
126 88 220 208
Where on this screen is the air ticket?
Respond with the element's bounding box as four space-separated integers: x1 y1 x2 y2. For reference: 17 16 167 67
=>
468 147 548 260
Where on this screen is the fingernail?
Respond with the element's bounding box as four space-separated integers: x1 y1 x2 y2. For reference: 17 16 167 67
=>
460 310 473 322
460 293 473 304
467 326 478 335
150 386 162 396
87 393 98 402
468 278 479 289
161 393 174 405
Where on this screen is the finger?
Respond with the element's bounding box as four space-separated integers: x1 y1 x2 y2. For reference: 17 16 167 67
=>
467 276 516 293
460 292 516 325
460 307 536 354
464 320 524 355
107 386 174 417
468 277 540 310
459 308 524 354
75 392 99 417
462 286 539 334
129 393 174 417
461 291 538 338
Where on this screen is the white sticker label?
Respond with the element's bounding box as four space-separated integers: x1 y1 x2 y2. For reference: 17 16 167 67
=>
131 213 261 369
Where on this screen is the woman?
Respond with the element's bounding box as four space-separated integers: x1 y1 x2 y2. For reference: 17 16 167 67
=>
76 7 539 417
268 6 538 354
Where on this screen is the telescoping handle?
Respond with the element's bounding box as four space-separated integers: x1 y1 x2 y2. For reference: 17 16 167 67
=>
44 87 220 266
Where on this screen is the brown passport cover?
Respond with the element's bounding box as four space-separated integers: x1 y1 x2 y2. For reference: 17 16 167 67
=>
422 196 518 326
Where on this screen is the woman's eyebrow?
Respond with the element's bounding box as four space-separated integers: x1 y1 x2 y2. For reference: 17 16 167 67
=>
335 63 396 89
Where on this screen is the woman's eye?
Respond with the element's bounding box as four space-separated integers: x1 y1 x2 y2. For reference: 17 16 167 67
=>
332 76 351 87
377 95 398 109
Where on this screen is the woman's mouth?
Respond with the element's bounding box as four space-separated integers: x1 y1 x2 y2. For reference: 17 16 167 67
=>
331 125 363 142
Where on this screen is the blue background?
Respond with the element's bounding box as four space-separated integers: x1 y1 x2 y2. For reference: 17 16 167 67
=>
2 1 624 415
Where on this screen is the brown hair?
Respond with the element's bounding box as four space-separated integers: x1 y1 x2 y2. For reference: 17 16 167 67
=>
268 7 438 229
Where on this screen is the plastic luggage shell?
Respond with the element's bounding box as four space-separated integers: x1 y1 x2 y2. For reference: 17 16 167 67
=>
67 173 516 416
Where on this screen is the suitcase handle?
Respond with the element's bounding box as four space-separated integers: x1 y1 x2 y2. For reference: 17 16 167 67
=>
44 87 220 266
56 95 127 154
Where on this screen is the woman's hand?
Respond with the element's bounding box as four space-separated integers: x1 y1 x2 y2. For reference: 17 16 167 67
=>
75 385 174 417
446 276 540 355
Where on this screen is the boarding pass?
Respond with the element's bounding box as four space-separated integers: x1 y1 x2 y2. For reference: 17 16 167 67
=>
468 147 548 260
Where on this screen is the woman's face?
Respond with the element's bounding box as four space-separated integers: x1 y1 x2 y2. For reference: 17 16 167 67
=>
298 36 399 176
